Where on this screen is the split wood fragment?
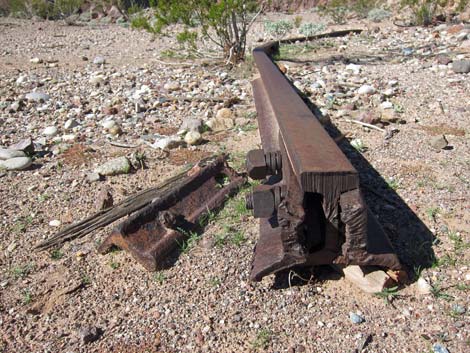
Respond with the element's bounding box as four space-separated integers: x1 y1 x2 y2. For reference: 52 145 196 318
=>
35 155 223 251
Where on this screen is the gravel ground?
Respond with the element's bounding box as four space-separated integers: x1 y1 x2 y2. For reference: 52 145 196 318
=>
0 13 469 353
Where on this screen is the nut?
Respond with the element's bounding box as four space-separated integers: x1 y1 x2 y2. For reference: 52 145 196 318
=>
246 149 267 180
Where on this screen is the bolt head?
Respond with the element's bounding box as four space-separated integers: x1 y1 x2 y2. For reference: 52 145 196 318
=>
246 149 267 180
251 185 275 218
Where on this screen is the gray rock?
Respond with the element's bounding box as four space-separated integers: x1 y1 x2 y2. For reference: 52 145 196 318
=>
164 81 180 91
79 326 102 344
179 118 203 133
430 135 448 150
432 343 449 353
25 92 50 102
349 312 365 324
8 101 24 113
0 157 33 171
9 137 34 154
93 56 106 65
452 60 470 73
86 172 102 183
95 156 132 176
64 118 79 130
0 149 26 160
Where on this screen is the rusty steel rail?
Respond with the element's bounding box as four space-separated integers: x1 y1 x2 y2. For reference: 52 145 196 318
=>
246 39 401 281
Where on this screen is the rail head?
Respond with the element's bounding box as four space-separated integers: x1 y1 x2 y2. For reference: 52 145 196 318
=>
252 42 358 194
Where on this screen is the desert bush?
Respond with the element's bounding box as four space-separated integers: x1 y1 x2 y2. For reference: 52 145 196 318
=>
318 0 349 23
6 0 82 19
400 0 448 25
298 23 325 37
457 0 469 11
367 7 392 22
318 0 380 22
264 19 293 40
352 0 378 17
130 14 160 33
176 28 198 50
54 0 83 18
132 0 263 64
293 15 302 28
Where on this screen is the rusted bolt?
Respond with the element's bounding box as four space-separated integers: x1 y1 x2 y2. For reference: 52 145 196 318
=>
246 149 282 180
246 185 282 218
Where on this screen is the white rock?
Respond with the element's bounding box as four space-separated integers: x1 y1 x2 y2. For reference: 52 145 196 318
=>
43 126 58 137
62 134 76 142
151 135 183 150
357 85 376 95
16 75 28 85
382 88 395 97
346 63 362 75
416 277 432 295
0 157 32 171
380 101 394 110
49 219 61 227
93 56 106 65
216 108 233 120
89 75 106 86
0 149 26 160
184 131 202 145
30 57 42 64
102 120 117 130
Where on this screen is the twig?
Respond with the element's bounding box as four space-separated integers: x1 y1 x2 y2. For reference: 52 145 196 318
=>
342 118 386 132
108 141 139 148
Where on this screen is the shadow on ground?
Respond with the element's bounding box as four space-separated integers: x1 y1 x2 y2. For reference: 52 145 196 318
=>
305 93 436 276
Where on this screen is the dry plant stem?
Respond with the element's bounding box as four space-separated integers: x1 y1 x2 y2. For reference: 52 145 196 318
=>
343 118 386 132
108 141 139 148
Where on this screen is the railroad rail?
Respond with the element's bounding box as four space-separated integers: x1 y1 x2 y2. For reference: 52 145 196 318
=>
246 39 401 281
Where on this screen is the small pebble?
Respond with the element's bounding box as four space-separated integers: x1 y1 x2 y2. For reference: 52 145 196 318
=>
49 220 61 227
349 312 365 324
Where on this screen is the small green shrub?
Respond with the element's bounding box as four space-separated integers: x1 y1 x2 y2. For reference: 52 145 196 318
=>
367 8 392 22
293 15 303 28
7 0 82 19
264 19 294 40
54 0 83 18
318 0 349 24
176 29 198 50
299 23 326 37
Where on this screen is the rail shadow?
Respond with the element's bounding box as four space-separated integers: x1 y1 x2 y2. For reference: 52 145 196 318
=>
303 93 437 277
